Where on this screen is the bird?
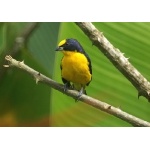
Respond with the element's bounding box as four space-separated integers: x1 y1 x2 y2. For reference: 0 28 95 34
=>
55 38 92 99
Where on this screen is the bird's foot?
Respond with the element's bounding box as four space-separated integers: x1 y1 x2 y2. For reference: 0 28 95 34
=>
63 82 70 92
75 87 84 102
64 83 69 92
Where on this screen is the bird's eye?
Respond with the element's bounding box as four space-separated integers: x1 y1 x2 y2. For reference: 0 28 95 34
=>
65 42 69 46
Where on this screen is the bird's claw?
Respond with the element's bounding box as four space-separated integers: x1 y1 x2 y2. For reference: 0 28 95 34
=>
63 82 71 92
75 87 84 102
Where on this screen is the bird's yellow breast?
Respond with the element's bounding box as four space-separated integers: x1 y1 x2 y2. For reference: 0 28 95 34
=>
61 51 91 85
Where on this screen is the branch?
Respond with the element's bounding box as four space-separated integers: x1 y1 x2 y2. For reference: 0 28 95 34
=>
4 55 150 127
75 22 150 102
8 22 39 56
0 22 39 79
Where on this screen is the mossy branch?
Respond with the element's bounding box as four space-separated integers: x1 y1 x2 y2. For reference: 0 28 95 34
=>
75 22 150 102
4 55 150 127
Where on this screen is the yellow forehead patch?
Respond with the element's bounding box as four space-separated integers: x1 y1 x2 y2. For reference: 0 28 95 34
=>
58 39 66 47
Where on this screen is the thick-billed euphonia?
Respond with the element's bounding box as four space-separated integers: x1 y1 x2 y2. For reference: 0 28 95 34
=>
55 38 92 98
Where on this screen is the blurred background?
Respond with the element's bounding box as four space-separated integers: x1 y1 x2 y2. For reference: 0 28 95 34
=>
0 22 150 126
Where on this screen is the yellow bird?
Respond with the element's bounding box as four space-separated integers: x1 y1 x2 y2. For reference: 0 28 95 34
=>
56 38 92 98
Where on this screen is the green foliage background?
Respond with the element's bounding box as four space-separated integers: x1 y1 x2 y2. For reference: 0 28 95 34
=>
0 22 149 126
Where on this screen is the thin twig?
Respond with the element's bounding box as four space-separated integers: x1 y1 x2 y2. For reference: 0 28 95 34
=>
4 55 150 127
12 22 39 55
0 22 39 79
75 22 150 102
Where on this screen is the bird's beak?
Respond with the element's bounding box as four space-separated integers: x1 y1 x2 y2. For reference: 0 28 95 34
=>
55 46 64 51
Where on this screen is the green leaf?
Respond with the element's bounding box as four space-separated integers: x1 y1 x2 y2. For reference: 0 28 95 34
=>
0 23 6 54
0 22 60 126
51 22 150 126
28 22 60 76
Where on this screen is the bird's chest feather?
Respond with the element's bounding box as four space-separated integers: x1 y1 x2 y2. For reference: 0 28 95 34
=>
61 52 91 84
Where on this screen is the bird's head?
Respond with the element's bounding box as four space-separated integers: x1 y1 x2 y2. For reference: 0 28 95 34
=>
55 38 85 54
